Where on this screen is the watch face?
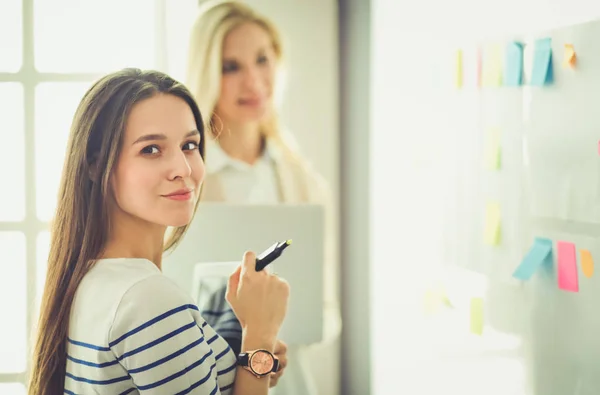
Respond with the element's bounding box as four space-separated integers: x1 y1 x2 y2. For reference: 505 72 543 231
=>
250 351 274 375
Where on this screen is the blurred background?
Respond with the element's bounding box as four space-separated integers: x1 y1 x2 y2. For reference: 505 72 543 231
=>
4 0 600 394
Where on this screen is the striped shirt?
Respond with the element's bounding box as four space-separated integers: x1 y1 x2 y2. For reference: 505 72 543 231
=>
65 258 236 394
200 286 243 355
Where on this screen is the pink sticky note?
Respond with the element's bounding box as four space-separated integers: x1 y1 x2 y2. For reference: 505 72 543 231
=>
557 241 579 292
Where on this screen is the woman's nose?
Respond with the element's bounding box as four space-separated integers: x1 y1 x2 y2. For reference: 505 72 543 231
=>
242 66 263 91
167 150 192 180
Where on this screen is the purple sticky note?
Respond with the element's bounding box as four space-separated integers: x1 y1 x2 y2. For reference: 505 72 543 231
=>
557 241 579 292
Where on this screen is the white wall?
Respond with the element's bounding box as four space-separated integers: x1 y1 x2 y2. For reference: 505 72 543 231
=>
370 1 600 394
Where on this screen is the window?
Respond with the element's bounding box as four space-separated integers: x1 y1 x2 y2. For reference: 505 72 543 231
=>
0 0 198 387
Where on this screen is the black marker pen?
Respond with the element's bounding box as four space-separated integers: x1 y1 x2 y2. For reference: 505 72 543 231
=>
255 240 292 271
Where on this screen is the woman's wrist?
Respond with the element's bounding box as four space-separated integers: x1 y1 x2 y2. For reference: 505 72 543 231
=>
241 329 277 353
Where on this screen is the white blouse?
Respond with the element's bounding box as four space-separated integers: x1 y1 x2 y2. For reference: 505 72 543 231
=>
204 139 281 204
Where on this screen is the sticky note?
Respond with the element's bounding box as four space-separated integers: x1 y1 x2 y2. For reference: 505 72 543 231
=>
557 241 578 292
484 202 501 246
423 284 453 314
476 47 483 87
423 290 437 314
423 290 444 314
484 127 502 170
470 297 484 335
504 42 524 86
455 49 463 88
531 38 554 86
512 238 553 280
580 249 594 278
482 44 503 87
563 44 576 68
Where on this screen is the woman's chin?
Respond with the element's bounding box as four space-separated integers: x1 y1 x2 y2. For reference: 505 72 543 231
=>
160 211 194 228
236 106 270 122
169 216 193 228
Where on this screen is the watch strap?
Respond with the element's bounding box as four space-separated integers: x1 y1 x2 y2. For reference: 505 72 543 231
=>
237 353 250 367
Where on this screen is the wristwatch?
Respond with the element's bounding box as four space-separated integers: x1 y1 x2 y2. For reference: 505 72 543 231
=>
237 349 280 378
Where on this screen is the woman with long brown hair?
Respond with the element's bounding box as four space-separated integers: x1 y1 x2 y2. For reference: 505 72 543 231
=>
28 68 289 394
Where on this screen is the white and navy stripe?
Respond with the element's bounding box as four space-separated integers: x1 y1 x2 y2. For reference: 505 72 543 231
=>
65 258 236 394
200 286 243 354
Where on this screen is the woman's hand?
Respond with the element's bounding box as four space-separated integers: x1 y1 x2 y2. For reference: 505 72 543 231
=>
226 251 290 346
269 339 288 387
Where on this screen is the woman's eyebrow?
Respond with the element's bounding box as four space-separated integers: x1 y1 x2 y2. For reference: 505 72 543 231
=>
133 129 200 145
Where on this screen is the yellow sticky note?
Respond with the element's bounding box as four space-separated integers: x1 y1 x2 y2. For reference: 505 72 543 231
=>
563 44 576 69
482 44 503 87
470 297 484 335
484 127 501 170
581 249 594 278
423 283 454 314
484 202 501 246
423 290 439 314
455 49 463 88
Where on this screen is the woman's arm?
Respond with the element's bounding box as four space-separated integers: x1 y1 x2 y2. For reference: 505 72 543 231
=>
226 252 290 395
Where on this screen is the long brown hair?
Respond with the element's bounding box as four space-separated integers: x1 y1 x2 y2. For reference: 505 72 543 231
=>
28 68 205 394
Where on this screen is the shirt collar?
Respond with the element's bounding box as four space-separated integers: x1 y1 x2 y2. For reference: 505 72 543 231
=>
204 137 283 174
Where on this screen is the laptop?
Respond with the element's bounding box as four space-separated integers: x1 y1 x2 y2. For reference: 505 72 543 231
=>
162 203 325 346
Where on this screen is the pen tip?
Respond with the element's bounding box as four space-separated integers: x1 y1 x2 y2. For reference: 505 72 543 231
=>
286 239 292 245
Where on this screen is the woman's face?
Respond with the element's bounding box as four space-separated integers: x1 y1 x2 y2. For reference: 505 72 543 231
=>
215 22 277 125
111 93 205 228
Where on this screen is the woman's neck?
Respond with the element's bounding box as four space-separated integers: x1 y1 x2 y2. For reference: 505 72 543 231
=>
215 120 264 165
101 207 167 269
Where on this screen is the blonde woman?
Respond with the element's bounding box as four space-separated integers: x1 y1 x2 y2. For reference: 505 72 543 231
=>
185 1 341 394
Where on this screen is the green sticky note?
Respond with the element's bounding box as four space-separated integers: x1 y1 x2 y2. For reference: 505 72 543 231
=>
482 44 503 87
470 297 484 335
484 127 501 170
455 49 463 88
484 202 501 246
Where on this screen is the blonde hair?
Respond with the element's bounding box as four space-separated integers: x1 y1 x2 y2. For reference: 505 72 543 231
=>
185 0 290 147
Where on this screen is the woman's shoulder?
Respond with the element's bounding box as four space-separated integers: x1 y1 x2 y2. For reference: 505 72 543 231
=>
79 258 172 299
78 258 197 323
112 264 196 318
69 258 197 347
107 264 204 345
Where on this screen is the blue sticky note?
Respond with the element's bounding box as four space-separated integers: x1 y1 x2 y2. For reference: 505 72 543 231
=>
530 38 554 86
504 42 523 86
512 238 553 280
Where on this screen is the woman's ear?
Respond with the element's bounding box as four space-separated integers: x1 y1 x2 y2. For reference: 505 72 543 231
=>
88 158 99 183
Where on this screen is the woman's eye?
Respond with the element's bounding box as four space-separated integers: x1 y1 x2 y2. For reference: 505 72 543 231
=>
222 61 239 73
257 55 268 64
141 145 160 155
183 141 199 151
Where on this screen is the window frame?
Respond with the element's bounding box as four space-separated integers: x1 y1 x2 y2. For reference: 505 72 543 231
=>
0 0 169 387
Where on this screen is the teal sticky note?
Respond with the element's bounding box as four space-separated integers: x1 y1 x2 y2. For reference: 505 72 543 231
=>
504 42 523 86
512 238 553 280
530 38 554 86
